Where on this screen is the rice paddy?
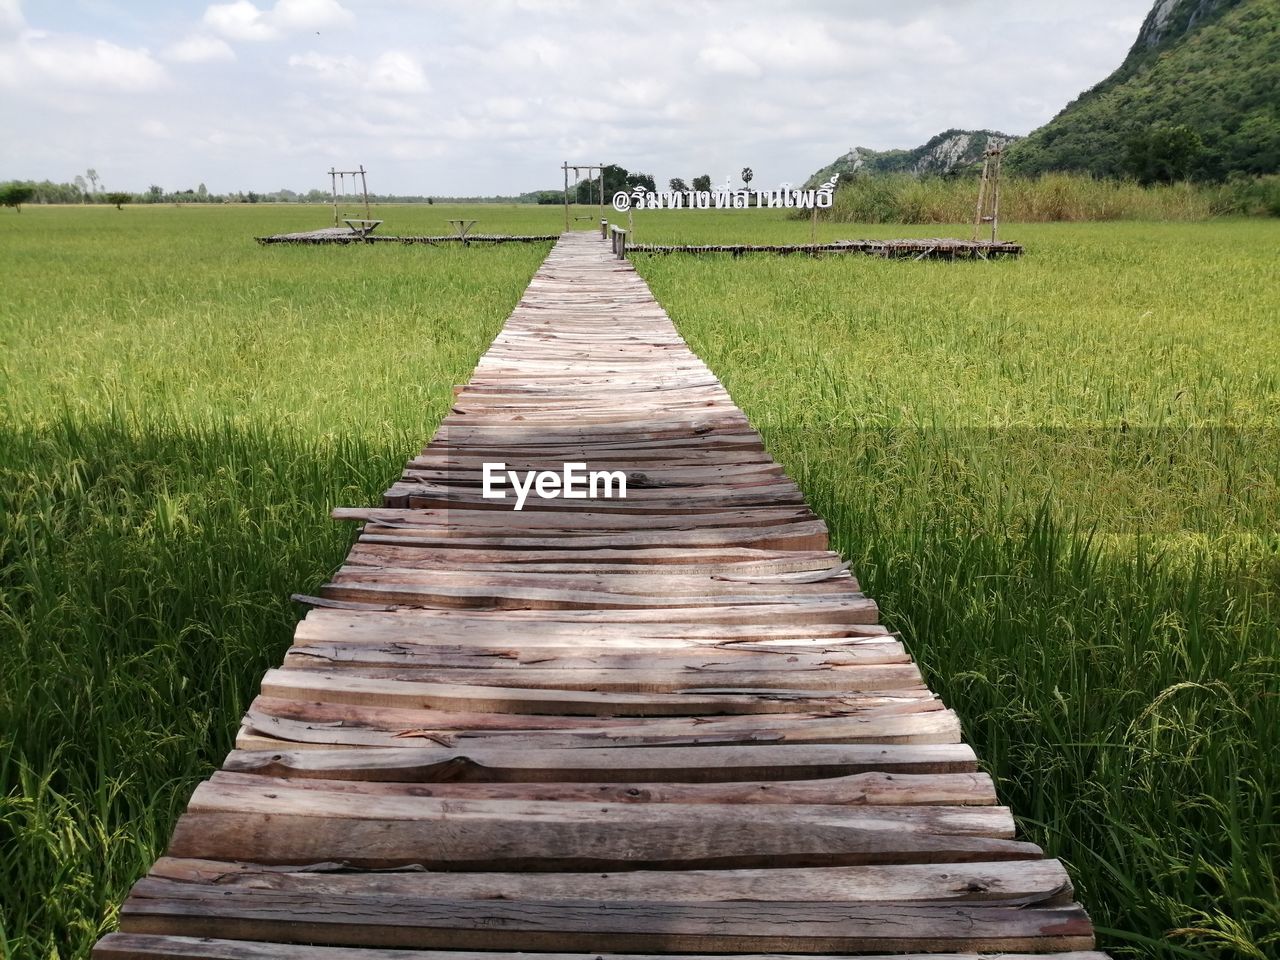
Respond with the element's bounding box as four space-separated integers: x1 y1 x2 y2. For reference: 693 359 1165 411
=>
1 203 1277 960
634 216 1280 960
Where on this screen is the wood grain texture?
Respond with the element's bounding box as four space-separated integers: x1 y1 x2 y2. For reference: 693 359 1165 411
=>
207 769 1000 805
118 897 1093 952
141 856 1070 902
98 934 1097 960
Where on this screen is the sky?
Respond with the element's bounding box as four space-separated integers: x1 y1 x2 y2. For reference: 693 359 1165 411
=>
0 0 1155 196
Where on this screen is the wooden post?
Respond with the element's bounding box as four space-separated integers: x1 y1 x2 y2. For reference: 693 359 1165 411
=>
600 219 608 239
562 162 569 233
972 145 1003 243
989 148 1002 243
359 165 370 221
330 168 338 227
598 164 605 222
972 157 988 243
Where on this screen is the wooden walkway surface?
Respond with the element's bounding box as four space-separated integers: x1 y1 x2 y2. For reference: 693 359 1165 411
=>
257 229 557 245
626 238 1023 259
96 232 1102 960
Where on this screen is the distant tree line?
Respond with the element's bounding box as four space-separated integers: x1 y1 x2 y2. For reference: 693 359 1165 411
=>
0 175 232 207
565 164 656 204
529 165 761 206
0 176 612 208
0 167 454 209
3 161 764 211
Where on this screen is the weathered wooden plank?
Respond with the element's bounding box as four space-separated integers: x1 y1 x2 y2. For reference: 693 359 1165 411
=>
222 741 977 781
168 781 1028 867
97 933 1103 960
118 896 1094 952
396 486 809 514
186 780 1013 832
326 566 855 593
273 659 922 693
283 629 896 655
318 577 866 613
282 640 907 668
141 855 1073 903
297 597 879 628
404 466 789 491
257 669 930 717
358 522 831 551
408 446 775 466
336 506 813 530
238 705 961 749
291 608 892 647
205 768 997 805
239 713 960 750
423 429 765 452
344 543 844 573
248 680 933 725
431 419 758 445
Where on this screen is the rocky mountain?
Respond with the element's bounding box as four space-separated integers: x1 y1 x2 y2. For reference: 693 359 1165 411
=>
804 129 1017 187
1007 0 1278 179
1132 0 1240 53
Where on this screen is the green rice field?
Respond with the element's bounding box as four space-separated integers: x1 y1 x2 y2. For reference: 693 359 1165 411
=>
1 203 1277 960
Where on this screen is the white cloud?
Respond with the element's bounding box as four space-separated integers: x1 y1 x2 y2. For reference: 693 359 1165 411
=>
697 45 762 78
0 0 23 36
892 19 965 63
270 0 353 31
0 31 166 93
203 1 275 41
202 0 353 42
513 0 584 11
165 33 236 63
722 20 846 72
602 77 670 109
287 50 357 79
289 49 427 93
367 51 428 93
362 94 423 120
0 0 1158 195
700 17 963 77
483 96 528 120
488 35 566 71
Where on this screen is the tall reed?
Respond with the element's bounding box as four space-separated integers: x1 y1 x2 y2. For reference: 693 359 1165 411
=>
819 173 1279 224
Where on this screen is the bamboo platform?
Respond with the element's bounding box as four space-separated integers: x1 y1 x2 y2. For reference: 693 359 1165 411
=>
256 228 557 245
627 238 1023 259
95 231 1098 960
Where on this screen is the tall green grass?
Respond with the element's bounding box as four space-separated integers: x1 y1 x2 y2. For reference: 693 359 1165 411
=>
635 219 1280 960
3 205 1278 960
0 205 552 957
818 172 1280 223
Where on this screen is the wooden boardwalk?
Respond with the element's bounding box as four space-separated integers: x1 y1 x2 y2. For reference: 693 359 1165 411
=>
257 229 557 245
96 232 1102 960
626 238 1023 259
